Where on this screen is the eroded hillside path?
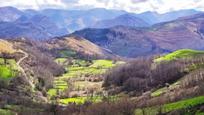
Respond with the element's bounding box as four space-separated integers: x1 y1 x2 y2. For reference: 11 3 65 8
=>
17 50 34 88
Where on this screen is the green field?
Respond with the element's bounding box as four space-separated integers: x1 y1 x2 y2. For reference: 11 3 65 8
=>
135 96 204 115
0 58 18 81
48 59 120 99
60 96 102 105
0 109 14 115
59 50 77 58
155 49 204 62
151 81 180 97
60 96 119 105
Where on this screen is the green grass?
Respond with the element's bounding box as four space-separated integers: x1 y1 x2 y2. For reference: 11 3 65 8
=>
47 89 58 97
155 49 204 62
0 109 14 115
72 59 90 67
196 111 204 115
74 81 102 91
163 96 204 113
0 66 15 79
151 87 167 97
60 97 88 104
90 60 115 68
48 59 118 98
59 50 77 58
47 79 68 97
60 96 118 105
61 59 115 79
55 58 67 64
0 59 18 70
0 58 18 81
3 105 44 114
135 96 204 115
151 82 179 97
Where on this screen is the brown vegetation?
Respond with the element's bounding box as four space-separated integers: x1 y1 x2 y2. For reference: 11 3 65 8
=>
103 58 186 96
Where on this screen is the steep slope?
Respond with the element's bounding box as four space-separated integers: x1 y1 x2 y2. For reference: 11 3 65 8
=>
148 13 204 51
41 8 126 32
0 39 17 54
0 38 65 106
0 15 67 40
73 13 204 58
0 7 200 40
47 36 118 59
136 9 200 25
0 6 24 22
72 26 167 57
92 14 149 28
155 49 204 62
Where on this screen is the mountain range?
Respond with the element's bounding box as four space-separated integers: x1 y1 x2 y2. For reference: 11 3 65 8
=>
0 6 203 58
73 12 204 57
92 14 150 28
135 9 199 25
0 6 200 40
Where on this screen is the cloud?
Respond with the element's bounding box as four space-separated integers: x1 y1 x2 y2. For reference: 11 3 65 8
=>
0 0 66 10
60 0 204 13
0 0 204 13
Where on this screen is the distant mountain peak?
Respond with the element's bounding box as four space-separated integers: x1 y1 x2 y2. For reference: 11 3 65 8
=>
92 13 149 28
0 6 23 22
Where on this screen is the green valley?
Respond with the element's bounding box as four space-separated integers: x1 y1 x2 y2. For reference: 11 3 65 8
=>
48 58 122 104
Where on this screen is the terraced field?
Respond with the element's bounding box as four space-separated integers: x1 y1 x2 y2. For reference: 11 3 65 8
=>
48 59 122 104
135 96 204 115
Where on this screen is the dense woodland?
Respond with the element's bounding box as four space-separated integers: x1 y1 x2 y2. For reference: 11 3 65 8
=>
103 58 186 95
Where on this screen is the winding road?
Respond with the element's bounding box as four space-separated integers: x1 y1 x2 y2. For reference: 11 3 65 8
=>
17 50 34 88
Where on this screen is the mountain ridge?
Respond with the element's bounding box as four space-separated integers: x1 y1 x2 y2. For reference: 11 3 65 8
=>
73 12 204 57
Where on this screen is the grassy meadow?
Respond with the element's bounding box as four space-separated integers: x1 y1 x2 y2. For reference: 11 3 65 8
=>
155 49 204 62
48 57 122 104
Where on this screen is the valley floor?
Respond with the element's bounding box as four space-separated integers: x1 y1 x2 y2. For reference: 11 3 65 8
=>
48 58 123 104
1 48 204 115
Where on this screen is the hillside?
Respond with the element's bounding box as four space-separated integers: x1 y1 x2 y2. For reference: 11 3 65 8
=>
0 7 200 40
0 39 65 108
40 8 126 32
0 38 123 114
47 36 118 59
102 49 204 115
0 15 67 40
93 14 149 28
155 49 204 62
0 4 204 115
0 6 23 22
72 26 167 57
0 39 17 54
73 13 204 58
135 9 199 25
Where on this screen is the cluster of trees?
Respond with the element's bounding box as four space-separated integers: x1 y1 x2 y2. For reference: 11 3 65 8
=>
21 41 65 92
103 58 186 95
59 99 136 115
6 98 136 115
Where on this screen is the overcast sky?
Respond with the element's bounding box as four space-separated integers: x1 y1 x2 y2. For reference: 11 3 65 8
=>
1 0 204 13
